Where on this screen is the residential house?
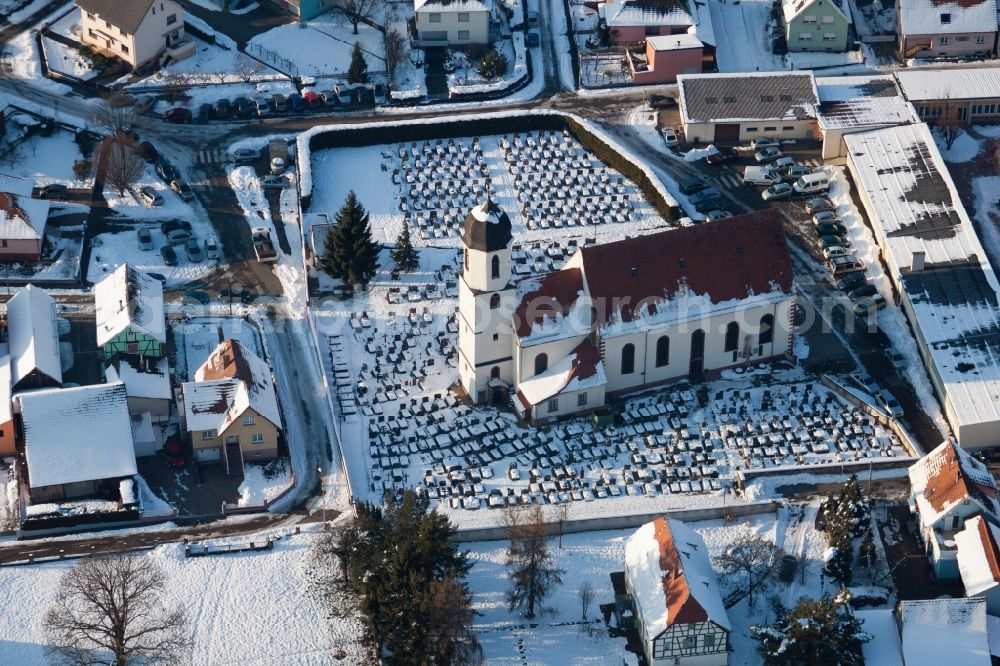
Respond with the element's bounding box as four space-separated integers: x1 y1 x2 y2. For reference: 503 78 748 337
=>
17 382 137 504
0 356 13 457
6 284 62 392
606 0 717 80
181 339 282 475
677 71 819 143
604 0 694 43
895 67 1000 124
815 75 919 158
907 440 1000 579
898 597 991 665
105 356 171 425
629 35 704 85
95 263 166 364
413 0 490 47
0 175 48 262
459 196 797 425
77 0 194 70
895 0 997 59
623 517 730 665
855 609 904 666
844 123 1000 449
956 514 1000 615
782 0 851 52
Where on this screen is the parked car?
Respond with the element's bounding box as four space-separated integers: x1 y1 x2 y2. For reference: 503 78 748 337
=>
678 177 707 195
823 245 850 260
170 179 194 201
689 187 722 206
837 272 867 291
213 98 232 118
815 222 847 237
254 96 271 116
184 238 204 263
184 289 210 305
335 84 353 105
167 451 185 468
164 437 183 457
526 10 539 27
812 211 840 225
155 160 179 182
373 83 387 105
884 349 907 371
162 107 192 123
770 156 795 172
160 244 178 266
820 234 849 249
138 141 159 163
743 166 781 186
704 210 732 223
352 85 371 105
761 182 793 201
232 147 259 165
875 388 904 418
233 97 254 117
780 165 811 182
139 187 163 207
320 89 341 107
649 94 676 109
287 93 307 112
302 91 323 109
197 103 213 123
847 283 877 301
161 220 192 236
261 174 288 189
166 228 194 245
754 146 783 163
137 227 154 250
854 294 888 317
829 255 864 276
805 197 835 214
751 137 780 150
849 371 879 395
204 237 221 260
526 31 540 47
705 147 738 165
38 183 67 199
661 127 678 148
694 197 726 213
270 94 289 112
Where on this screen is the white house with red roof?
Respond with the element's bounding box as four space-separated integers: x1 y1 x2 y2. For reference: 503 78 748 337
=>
624 517 730 665
457 198 796 425
956 514 1000 614
908 440 1000 579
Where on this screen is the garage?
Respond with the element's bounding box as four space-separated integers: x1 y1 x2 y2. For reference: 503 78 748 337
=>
196 446 221 462
713 124 741 142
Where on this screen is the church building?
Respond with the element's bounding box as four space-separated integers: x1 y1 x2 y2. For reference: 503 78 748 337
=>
457 199 797 425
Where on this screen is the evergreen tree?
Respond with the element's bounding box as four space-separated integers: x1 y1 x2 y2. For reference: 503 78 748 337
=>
320 191 379 289
751 594 870 666
833 475 870 539
824 531 854 587
859 523 877 569
347 42 369 84
391 224 419 272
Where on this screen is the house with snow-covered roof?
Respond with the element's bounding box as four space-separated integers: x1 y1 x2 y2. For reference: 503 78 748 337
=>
623 517 730 665
181 339 281 475
782 0 851 52
6 284 62 392
77 0 193 70
0 356 13 457
0 175 48 263
955 514 1000 614
899 597 991 665
895 0 997 59
677 71 819 144
95 263 165 364
458 197 796 425
815 75 919 158
895 67 1000 124
105 356 171 425
16 382 137 505
413 0 490 47
908 440 1000 579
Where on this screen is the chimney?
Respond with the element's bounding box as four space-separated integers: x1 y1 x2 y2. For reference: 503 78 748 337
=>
118 299 124 311
911 251 925 272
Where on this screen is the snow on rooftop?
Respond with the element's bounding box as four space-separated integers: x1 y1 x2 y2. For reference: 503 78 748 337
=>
107 357 171 401
0 355 11 424
6 284 62 388
782 0 849 24
182 379 238 433
184 340 281 433
844 123 1000 436
414 0 488 11
908 440 1000 529
647 34 703 50
897 0 997 37
900 597 990 665
605 0 693 26
19 382 137 489
624 518 729 640
816 75 920 130
0 173 33 198
94 263 166 347
856 609 904 666
0 194 47 240
895 67 1000 101
956 514 1000 597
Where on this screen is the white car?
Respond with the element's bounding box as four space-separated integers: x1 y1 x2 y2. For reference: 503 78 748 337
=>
662 127 678 148
204 237 221 260
754 146 783 163
232 147 259 165
260 174 287 189
761 183 793 201
823 245 851 260
812 211 840 225
751 137 780 150
139 187 163 207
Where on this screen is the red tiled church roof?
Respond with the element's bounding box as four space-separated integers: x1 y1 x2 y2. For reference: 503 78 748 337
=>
514 267 585 337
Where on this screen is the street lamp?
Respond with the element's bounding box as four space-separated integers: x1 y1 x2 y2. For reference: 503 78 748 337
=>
318 466 327 527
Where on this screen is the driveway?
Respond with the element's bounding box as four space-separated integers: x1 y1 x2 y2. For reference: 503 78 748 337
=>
879 503 964 601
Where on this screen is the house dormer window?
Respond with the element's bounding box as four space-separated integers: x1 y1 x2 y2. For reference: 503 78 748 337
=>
243 414 256 425
941 12 951 24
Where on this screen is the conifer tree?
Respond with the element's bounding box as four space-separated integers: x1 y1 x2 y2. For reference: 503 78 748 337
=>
391 224 419 272
751 594 870 666
320 191 379 289
505 504 564 619
347 42 369 84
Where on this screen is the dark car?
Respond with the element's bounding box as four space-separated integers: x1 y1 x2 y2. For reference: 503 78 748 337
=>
287 93 307 112
161 220 192 235
679 177 707 195
138 140 159 163
836 272 867 291
820 234 849 248
233 97 254 117
164 437 183 456
815 222 847 237
649 94 676 109
160 244 178 266
689 187 722 206
849 284 878 300
270 94 289 112
705 147 738 165
778 554 797 583
38 183 68 199
167 452 185 468
184 289 210 305
694 198 726 213
213 98 232 119
155 160 179 182
197 103 213 123
162 107 192 123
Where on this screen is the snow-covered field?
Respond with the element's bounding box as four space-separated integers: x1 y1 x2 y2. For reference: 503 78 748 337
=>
0 529 368 664
247 18 386 78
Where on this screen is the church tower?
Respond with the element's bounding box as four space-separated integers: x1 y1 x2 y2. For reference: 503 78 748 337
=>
458 193 515 404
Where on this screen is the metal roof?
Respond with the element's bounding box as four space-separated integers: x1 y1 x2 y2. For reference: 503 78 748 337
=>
677 71 818 124
816 75 920 130
895 67 1000 102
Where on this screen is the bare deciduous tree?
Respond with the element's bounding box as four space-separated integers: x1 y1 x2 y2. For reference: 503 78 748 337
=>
332 0 381 34
91 94 139 135
506 504 564 619
43 552 189 666
714 531 782 608
578 581 595 621
554 501 570 549
234 53 265 84
103 135 146 197
384 29 406 82
938 92 962 151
